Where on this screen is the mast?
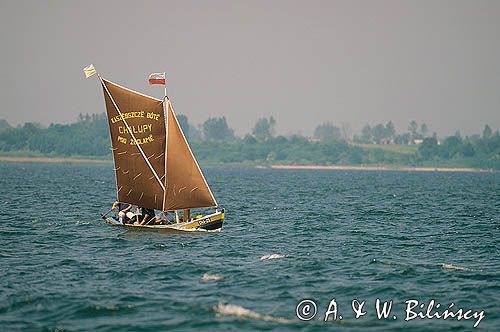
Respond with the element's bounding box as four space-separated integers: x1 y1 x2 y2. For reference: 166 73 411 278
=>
162 74 168 212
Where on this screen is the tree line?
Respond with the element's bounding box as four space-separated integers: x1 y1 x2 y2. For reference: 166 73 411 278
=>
0 114 498 169
314 120 429 144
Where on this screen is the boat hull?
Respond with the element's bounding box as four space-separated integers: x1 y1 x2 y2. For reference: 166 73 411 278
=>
103 211 225 232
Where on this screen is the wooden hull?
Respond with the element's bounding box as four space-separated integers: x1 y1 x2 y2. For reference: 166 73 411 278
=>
103 210 225 232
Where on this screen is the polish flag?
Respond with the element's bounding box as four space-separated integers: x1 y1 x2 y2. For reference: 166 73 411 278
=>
148 72 166 85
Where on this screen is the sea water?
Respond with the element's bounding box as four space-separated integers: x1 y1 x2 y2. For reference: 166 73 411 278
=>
0 162 498 331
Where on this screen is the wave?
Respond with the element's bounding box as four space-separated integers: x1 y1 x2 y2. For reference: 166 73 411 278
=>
202 273 223 281
214 302 292 323
369 258 395 266
75 220 91 225
260 254 285 260
441 263 472 271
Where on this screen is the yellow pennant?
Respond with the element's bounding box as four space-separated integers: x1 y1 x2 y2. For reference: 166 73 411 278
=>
83 64 96 78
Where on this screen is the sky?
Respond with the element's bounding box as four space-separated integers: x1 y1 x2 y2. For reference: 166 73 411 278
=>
0 0 499 137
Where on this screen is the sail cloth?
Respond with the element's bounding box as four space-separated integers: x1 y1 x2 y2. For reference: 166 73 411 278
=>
101 78 166 210
163 100 217 210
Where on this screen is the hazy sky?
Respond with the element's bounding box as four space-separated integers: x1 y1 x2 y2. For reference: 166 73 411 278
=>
1 0 499 137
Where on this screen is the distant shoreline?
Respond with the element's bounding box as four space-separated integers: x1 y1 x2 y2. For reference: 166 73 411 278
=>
0 156 111 164
265 165 494 173
0 156 495 172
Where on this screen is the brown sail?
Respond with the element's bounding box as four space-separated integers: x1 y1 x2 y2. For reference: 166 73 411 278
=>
163 100 217 210
101 78 166 210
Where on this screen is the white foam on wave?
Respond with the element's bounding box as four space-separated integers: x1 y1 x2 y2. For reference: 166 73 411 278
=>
260 254 285 260
202 273 223 281
75 220 91 225
441 263 472 271
214 302 292 323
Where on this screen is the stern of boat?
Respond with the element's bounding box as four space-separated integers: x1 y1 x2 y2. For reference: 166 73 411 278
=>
179 208 225 231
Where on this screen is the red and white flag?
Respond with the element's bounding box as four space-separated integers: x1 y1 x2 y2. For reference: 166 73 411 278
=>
148 72 166 85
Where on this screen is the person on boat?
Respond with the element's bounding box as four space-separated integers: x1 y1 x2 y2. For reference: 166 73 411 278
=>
139 207 156 225
151 211 169 225
128 206 141 224
112 201 132 223
123 205 138 224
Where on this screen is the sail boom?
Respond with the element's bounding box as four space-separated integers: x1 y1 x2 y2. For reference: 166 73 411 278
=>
165 204 218 211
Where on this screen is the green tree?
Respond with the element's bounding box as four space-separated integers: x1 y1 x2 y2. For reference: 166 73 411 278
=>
395 133 411 145
419 137 438 159
440 135 462 158
361 125 372 143
189 124 201 141
483 125 492 139
203 117 235 141
252 116 276 141
384 121 396 143
372 124 385 144
461 142 475 157
176 114 190 139
313 122 341 141
408 120 418 142
420 123 428 137
341 123 352 141
0 119 11 129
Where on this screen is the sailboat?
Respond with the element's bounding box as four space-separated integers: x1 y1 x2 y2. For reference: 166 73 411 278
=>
86 66 224 231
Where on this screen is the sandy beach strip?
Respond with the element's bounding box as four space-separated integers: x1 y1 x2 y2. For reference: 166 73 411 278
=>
0 156 111 164
266 164 493 173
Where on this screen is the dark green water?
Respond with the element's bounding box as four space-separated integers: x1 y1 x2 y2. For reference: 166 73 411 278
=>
0 162 499 331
